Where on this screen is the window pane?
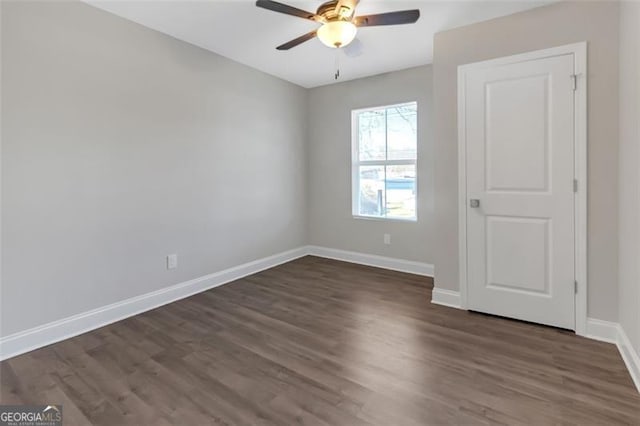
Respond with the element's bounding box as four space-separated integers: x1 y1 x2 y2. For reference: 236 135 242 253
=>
386 104 417 160
358 109 386 161
358 165 384 217
385 165 416 219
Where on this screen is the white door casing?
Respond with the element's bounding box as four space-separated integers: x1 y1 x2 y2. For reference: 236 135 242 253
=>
458 43 587 333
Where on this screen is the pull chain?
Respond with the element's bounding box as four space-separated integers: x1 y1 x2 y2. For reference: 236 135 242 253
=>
334 48 340 80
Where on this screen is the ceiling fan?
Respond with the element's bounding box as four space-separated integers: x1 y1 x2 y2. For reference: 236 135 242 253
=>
256 0 420 51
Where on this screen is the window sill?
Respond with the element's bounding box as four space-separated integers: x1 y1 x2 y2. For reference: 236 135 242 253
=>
352 215 417 223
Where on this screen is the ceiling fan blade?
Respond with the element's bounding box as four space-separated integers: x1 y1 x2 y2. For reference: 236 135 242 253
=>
343 37 363 57
354 10 420 27
276 30 317 50
334 0 359 19
256 0 318 21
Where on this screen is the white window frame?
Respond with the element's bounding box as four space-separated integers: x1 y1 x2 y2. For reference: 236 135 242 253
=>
351 101 418 221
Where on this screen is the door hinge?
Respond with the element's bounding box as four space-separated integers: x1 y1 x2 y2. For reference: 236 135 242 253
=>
571 74 577 91
573 179 578 193
574 280 578 294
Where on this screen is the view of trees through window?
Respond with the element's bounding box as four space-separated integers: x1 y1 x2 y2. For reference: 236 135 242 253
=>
353 102 417 220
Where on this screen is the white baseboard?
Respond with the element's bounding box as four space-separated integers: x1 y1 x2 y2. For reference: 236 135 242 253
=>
431 288 462 309
617 326 640 393
586 318 640 393
5 244 637 395
585 318 620 344
1 246 433 361
307 245 434 277
0 247 308 361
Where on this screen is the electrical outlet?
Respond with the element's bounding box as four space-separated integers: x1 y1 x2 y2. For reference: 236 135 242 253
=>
384 234 391 245
167 254 178 270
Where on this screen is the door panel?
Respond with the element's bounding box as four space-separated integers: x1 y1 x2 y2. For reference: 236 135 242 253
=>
485 75 549 192
464 54 575 330
486 216 550 294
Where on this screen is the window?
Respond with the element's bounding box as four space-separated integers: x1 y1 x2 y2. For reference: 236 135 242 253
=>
352 102 417 220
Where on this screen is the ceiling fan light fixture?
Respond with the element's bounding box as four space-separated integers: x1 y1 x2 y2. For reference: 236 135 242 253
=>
317 20 357 48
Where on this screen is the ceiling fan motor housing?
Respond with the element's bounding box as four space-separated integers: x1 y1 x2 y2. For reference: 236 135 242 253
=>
317 1 351 21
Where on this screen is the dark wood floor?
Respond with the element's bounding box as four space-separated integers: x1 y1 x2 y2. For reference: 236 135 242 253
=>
1 256 639 425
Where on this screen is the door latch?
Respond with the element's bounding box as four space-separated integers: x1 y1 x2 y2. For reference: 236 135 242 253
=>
469 199 480 208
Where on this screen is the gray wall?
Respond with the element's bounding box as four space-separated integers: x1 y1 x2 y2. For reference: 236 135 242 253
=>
307 66 434 264
618 0 640 355
432 1 620 321
1 1 307 336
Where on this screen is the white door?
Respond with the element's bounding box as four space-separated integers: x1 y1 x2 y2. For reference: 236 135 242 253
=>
462 53 576 329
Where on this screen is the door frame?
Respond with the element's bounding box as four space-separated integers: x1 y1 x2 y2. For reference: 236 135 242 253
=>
457 42 588 335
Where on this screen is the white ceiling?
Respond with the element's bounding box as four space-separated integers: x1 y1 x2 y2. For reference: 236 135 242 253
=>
86 0 554 88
